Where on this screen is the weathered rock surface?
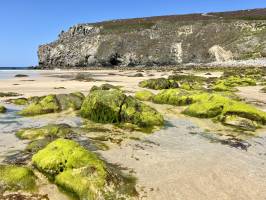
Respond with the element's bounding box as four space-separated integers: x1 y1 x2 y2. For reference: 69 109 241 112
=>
38 9 266 68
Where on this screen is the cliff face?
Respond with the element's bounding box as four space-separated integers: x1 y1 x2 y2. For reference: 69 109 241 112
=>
38 9 266 68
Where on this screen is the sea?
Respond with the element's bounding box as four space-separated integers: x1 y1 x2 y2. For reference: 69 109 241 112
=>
0 67 38 80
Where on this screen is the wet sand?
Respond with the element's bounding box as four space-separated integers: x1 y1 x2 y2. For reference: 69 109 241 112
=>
0 70 266 199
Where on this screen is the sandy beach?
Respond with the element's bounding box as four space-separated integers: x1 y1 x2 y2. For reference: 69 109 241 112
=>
0 69 266 200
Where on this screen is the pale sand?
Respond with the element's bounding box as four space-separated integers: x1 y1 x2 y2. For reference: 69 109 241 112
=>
0 70 266 200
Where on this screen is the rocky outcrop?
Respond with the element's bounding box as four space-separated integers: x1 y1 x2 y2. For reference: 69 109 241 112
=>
38 9 266 68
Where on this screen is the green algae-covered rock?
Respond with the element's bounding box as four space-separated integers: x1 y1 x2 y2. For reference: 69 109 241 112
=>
183 94 266 127
16 124 73 140
32 139 107 199
56 92 85 111
81 90 164 128
0 165 36 193
121 96 164 128
8 98 28 105
182 94 226 118
90 84 120 92
139 78 179 90
135 90 154 101
211 81 238 92
81 89 125 123
222 115 259 131
152 89 194 106
19 94 60 116
0 105 6 113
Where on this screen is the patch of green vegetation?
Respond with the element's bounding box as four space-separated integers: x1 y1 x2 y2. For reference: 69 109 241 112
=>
211 76 257 92
139 78 179 90
90 84 120 92
221 115 259 131
0 165 36 193
32 139 107 199
56 92 85 111
152 89 194 105
16 124 73 140
81 90 164 130
8 98 28 105
19 94 60 116
135 90 154 101
183 93 266 130
0 105 6 113
0 92 21 97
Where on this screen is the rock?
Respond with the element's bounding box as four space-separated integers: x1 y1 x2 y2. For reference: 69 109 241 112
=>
38 9 266 68
153 89 194 105
56 92 85 110
0 92 21 97
19 92 85 116
0 165 37 193
80 89 163 128
222 115 258 131
260 86 266 93
16 124 73 140
0 193 49 200
128 73 144 77
32 139 107 199
74 73 94 82
8 98 28 105
90 84 120 92
183 93 266 128
135 90 154 101
19 95 60 116
139 78 179 90
0 105 6 113
14 74 29 78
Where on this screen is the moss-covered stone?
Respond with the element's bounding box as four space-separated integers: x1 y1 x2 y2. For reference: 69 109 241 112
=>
56 92 85 111
8 98 28 105
90 84 120 92
139 78 179 90
211 76 256 92
0 92 21 97
222 115 259 131
152 89 194 106
81 90 163 129
0 105 6 113
19 94 60 116
0 165 36 193
32 139 107 199
121 96 164 128
16 124 73 140
135 90 154 101
183 94 266 127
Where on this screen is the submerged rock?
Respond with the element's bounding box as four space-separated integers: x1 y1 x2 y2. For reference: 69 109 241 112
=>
135 90 154 101
0 165 37 193
19 92 85 116
0 105 6 113
222 115 259 131
80 89 163 129
16 124 73 140
139 78 179 90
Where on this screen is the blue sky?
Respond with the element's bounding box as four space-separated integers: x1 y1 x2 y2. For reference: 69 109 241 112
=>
1 0 266 67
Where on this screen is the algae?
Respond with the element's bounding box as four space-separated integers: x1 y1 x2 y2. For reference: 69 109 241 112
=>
135 90 154 101
0 165 36 193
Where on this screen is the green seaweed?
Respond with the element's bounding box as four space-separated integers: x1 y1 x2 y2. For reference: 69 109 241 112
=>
0 165 36 193
16 124 73 140
19 94 60 116
135 90 154 101
138 78 178 90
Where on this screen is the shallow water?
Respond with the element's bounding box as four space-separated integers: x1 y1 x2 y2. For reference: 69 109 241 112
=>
0 103 83 162
0 70 39 80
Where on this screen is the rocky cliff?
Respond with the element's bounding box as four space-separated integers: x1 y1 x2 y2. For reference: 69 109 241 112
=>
38 8 266 68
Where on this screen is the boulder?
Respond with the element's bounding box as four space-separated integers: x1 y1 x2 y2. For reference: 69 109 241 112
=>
135 90 154 101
